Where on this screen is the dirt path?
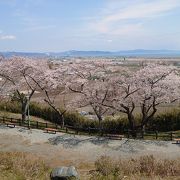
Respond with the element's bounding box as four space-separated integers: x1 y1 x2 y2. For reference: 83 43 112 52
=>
0 125 180 176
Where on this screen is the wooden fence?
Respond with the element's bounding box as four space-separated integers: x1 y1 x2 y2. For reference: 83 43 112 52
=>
124 129 180 140
0 116 179 140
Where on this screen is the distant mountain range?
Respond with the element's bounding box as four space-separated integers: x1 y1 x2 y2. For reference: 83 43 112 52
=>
1 49 180 58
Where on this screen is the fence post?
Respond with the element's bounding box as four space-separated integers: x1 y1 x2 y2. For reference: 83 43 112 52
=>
3 117 5 123
170 132 173 141
46 123 48 128
114 128 117 134
141 130 144 139
100 128 103 136
19 120 22 126
11 118 13 123
28 121 30 129
36 121 39 129
66 127 68 133
155 131 158 140
127 129 130 139
76 127 79 135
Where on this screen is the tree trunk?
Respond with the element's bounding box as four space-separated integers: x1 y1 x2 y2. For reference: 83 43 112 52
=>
56 111 65 129
127 113 136 138
21 101 28 123
61 114 65 128
140 97 157 132
96 113 103 135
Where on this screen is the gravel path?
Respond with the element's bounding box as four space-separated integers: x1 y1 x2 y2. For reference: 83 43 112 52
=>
0 124 179 169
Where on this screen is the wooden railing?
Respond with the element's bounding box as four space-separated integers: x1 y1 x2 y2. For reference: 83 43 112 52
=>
124 129 180 140
0 116 57 130
0 116 179 140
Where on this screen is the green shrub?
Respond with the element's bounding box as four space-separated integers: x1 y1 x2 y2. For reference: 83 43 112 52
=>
102 117 128 134
0 101 21 114
0 101 179 133
148 108 180 131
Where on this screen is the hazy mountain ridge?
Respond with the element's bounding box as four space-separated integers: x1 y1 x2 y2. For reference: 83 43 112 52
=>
1 50 180 58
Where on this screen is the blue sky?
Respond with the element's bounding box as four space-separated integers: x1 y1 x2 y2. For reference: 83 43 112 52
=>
0 0 180 52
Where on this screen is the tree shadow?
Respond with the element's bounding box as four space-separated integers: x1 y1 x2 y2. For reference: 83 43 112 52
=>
0 124 8 129
140 140 169 147
18 127 32 134
172 142 180 147
48 135 110 149
111 139 141 153
48 135 176 154
48 136 142 153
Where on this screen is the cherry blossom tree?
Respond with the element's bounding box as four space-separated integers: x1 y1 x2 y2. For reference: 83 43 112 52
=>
103 71 139 136
0 54 5 61
103 63 180 136
69 79 112 128
68 61 115 129
35 61 72 128
0 56 179 136
133 64 180 131
0 56 48 122
42 87 68 128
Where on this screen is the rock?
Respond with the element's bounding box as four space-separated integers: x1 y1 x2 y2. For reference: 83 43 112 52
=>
50 166 79 180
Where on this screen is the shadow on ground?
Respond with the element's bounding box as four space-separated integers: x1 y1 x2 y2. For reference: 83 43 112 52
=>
48 135 173 153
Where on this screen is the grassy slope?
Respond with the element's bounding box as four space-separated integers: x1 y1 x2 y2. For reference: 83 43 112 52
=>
91 155 180 180
0 152 50 180
1 152 180 180
0 111 50 123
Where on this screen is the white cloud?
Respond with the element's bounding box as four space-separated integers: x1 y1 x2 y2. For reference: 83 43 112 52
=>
111 23 144 36
0 30 16 40
89 21 144 37
88 0 180 35
107 39 113 43
0 35 16 40
103 0 180 22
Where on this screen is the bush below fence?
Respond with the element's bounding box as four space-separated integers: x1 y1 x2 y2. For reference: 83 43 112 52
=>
149 109 180 132
0 101 129 134
0 101 179 133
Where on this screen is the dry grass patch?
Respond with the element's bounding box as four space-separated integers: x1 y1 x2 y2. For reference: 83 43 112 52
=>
90 155 180 180
0 110 50 123
0 152 50 180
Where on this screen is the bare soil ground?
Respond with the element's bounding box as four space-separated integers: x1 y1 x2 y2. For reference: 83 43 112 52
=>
0 124 180 178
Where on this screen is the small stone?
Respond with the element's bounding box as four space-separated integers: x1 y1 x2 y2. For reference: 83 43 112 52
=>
50 166 79 180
